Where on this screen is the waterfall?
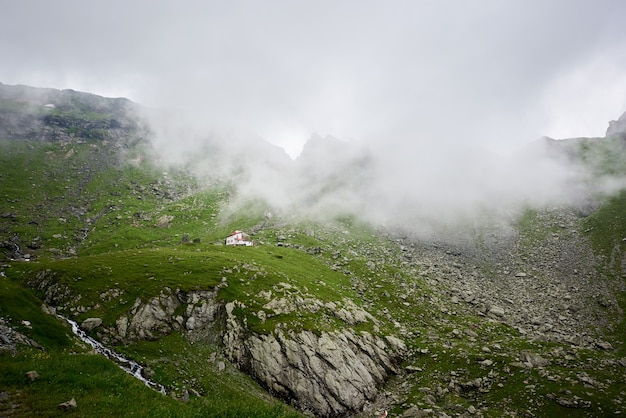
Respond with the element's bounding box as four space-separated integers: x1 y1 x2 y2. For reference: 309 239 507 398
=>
61 316 167 395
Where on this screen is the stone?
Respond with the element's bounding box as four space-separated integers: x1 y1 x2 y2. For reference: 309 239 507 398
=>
25 370 39 381
81 317 102 331
465 329 478 338
156 215 174 228
41 304 55 315
116 316 128 338
595 341 613 350
488 305 505 317
402 406 431 417
58 398 77 410
141 367 155 379
521 351 550 368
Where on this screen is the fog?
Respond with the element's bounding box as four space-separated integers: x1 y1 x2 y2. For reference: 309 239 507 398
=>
141 105 626 238
3 1 626 233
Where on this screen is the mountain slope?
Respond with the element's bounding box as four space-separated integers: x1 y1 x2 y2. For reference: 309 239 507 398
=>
1 84 625 417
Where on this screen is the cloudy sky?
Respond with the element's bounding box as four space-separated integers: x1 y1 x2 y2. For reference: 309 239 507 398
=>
2 0 626 157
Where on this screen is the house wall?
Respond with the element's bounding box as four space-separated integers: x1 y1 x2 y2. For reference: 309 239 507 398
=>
225 232 253 246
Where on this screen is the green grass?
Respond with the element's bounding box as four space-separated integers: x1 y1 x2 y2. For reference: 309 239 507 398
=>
579 135 626 177
7 239 369 336
583 190 626 267
1 248 305 417
116 333 302 417
0 274 73 350
0 347 301 417
581 190 626 356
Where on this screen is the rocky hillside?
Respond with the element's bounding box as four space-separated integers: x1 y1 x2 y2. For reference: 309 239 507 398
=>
1 85 625 417
0 82 140 143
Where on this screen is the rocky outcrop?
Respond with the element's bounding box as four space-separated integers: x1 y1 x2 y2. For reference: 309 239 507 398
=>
27 270 76 309
109 290 407 416
113 287 223 342
223 301 406 417
27 270 401 416
606 111 626 139
122 288 407 416
0 317 40 353
28 269 405 416
125 289 182 340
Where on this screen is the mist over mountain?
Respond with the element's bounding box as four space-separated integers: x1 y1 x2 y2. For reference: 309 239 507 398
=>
139 96 626 241
3 81 625 237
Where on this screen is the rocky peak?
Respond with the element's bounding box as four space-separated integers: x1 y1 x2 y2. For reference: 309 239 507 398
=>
606 111 626 139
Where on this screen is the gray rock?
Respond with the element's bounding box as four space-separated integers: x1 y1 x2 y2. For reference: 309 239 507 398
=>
127 290 181 340
521 351 550 368
595 341 613 350
81 317 102 331
488 305 505 317
227 327 405 417
402 406 431 417
116 316 128 338
58 398 77 410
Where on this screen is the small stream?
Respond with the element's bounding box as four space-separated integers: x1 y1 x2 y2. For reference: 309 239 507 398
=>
61 316 167 395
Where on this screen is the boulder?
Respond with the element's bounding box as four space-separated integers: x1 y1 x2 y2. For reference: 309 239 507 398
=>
58 398 77 410
81 317 102 331
25 370 39 381
487 305 505 317
521 350 550 368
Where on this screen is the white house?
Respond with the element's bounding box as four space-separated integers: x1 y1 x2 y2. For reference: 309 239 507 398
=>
225 230 253 246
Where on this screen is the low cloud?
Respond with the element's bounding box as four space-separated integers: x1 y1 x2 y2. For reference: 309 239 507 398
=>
141 104 626 239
